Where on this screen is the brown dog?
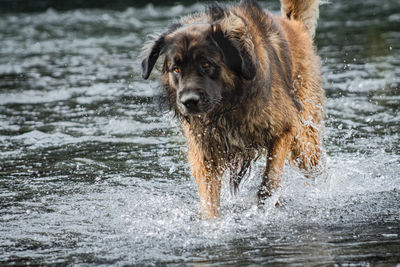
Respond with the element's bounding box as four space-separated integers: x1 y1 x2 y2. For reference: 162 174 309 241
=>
142 0 324 219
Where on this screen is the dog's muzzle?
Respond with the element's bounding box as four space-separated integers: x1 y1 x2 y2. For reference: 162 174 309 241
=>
178 88 203 115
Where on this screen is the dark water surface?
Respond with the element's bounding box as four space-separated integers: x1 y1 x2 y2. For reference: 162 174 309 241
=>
1 0 400 265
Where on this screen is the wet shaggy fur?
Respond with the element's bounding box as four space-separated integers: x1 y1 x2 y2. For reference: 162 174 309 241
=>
142 0 325 219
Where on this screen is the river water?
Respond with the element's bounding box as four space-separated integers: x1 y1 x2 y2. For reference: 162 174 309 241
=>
1 0 399 265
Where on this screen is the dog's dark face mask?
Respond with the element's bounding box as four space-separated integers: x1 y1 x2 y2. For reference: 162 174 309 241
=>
142 23 256 116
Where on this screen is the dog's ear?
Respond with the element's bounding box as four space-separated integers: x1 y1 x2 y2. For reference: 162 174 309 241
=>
211 15 257 80
141 35 165 80
141 23 181 80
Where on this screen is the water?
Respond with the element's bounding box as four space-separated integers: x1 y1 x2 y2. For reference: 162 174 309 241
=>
1 0 399 265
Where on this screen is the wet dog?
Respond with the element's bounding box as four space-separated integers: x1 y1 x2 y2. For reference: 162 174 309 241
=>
142 0 325 219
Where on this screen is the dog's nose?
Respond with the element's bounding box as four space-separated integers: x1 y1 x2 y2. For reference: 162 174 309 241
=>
181 94 199 109
180 91 200 112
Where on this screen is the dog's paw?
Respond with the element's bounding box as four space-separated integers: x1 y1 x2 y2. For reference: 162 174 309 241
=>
256 189 282 210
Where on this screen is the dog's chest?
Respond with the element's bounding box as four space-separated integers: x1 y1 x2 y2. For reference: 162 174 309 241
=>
192 117 271 161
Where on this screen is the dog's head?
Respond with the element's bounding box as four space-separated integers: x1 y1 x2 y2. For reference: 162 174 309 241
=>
141 8 257 116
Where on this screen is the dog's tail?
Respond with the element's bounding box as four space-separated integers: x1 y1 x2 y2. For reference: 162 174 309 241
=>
280 0 320 37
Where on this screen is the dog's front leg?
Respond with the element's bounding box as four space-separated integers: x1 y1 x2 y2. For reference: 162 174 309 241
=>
258 132 294 204
187 143 222 219
193 167 222 219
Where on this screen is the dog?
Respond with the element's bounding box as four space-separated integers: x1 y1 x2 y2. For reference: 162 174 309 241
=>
142 0 325 219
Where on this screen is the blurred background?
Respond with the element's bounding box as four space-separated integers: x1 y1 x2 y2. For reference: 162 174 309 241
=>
0 0 191 13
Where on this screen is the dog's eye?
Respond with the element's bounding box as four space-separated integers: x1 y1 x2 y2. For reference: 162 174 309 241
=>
201 62 210 69
172 67 180 74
